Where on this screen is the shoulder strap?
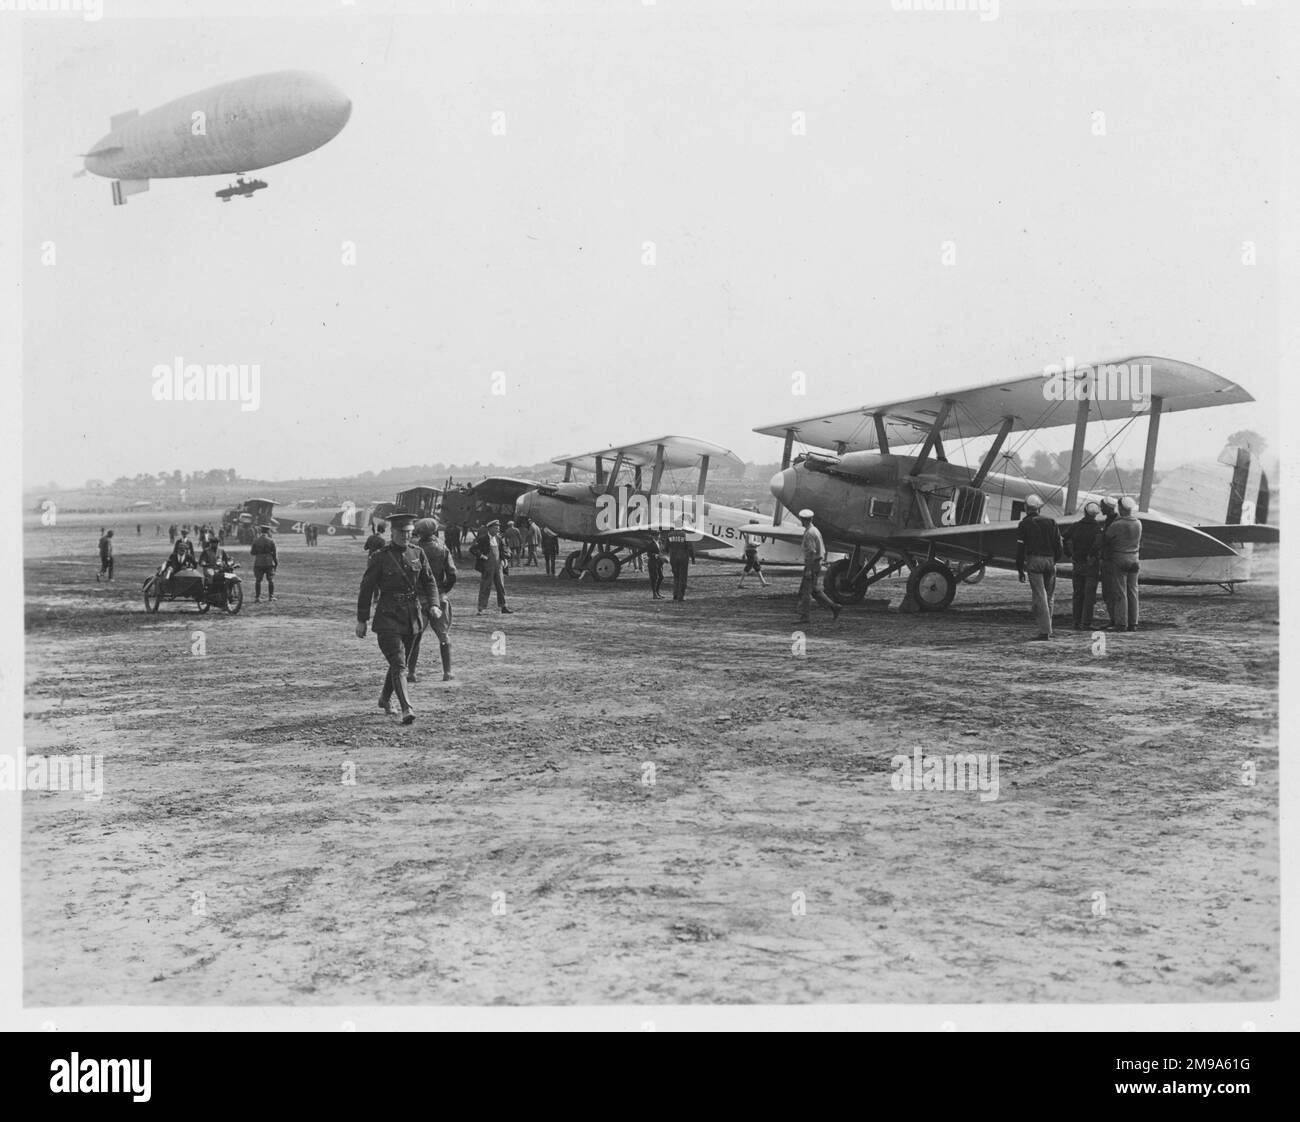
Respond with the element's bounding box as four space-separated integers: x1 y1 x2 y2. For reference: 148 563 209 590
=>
384 547 423 598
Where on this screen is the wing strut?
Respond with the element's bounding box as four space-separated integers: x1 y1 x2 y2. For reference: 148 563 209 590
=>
562 461 573 482
1064 396 1090 514
972 416 1014 488
1138 395 1163 512
774 427 795 526
873 413 890 454
650 443 666 493
697 455 710 496
604 450 626 495
909 401 954 477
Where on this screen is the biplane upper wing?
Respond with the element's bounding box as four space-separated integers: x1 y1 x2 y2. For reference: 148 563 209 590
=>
553 435 744 475
463 477 540 505
754 356 1254 452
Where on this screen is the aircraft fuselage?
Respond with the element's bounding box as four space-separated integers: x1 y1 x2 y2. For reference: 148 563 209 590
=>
772 451 1254 585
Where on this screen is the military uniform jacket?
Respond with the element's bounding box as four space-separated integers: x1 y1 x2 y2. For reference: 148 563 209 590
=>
358 543 435 634
419 538 456 595
250 537 278 570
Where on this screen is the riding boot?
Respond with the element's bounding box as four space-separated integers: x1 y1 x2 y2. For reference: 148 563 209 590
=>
440 642 452 680
390 669 411 713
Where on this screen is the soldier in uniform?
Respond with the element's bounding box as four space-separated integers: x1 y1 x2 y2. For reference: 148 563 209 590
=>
407 518 455 683
355 513 437 724
250 525 278 602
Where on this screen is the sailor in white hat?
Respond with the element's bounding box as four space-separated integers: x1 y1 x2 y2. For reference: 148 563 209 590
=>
1015 494 1063 640
795 509 841 623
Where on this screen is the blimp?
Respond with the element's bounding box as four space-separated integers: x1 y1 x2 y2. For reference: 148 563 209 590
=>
81 70 351 205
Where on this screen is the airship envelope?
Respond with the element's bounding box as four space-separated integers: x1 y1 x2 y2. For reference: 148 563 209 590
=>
82 70 352 205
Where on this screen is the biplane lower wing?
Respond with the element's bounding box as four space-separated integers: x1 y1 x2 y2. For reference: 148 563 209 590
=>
895 511 1239 565
592 524 733 554
734 522 804 544
1196 523 1279 546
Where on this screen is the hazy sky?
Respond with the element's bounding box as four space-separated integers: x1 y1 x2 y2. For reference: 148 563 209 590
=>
22 1 1282 488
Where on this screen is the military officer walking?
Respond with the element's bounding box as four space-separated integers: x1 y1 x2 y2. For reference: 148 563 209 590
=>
355 513 438 724
407 518 455 683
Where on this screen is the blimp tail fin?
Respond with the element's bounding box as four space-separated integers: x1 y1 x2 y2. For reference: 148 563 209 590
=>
110 109 138 131
111 178 150 206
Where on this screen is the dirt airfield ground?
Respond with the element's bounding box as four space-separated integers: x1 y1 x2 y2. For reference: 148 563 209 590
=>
21 513 1278 1006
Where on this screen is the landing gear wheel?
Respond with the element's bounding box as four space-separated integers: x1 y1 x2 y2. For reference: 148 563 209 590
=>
823 558 866 605
907 560 957 611
224 582 244 615
143 578 161 614
591 551 622 582
561 550 582 579
960 563 986 585
196 598 211 614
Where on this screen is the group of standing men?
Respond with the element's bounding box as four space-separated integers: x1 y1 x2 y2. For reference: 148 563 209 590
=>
1016 493 1143 640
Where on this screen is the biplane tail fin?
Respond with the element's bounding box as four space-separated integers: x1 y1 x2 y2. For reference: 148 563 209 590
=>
1146 443 1275 542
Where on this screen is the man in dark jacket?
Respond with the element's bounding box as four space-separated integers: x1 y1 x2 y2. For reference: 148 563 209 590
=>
407 519 455 683
541 527 560 576
472 519 514 615
645 533 666 599
1095 496 1119 623
1067 501 1105 630
1015 494 1063 640
96 530 114 582
665 528 695 602
355 513 436 724
198 536 234 596
250 525 278 602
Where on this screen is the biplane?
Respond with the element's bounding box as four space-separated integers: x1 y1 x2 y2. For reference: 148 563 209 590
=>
515 435 808 581
439 477 543 534
275 501 367 538
748 356 1277 611
221 497 279 545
